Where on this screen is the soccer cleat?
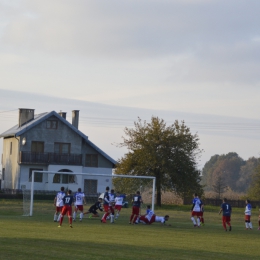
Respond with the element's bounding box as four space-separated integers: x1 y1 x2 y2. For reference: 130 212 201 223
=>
193 225 197 227
129 222 132 224
79 219 82 222
54 220 57 222
70 224 73 228
101 219 106 223
229 226 232 231
73 219 76 222
225 229 227 232
58 225 61 228
197 225 200 228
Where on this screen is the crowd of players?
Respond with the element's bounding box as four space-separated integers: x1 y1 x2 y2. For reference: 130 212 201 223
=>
53 187 259 230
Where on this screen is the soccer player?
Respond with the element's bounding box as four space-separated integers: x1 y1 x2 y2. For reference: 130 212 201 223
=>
129 191 143 224
53 186 65 222
199 200 205 226
133 205 154 223
84 198 103 218
136 213 170 226
108 189 116 222
115 192 124 220
58 190 74 228
190 193 202 227
245 199 253 230
146 205 152 215
101 186 111 223
73 188 86 222
219 198 232 231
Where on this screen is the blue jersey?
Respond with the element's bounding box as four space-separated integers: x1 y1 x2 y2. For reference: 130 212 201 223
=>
103 191 110 205
192 197 201 212
63 195 74 206
120 194 126 201
221 203 232 216
245 203 252 215
146 209 151 214
132 195 142 207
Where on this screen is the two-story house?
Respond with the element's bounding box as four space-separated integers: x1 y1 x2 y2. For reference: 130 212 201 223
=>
0 108 117 194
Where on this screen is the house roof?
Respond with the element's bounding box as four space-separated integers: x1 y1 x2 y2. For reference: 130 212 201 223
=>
0 111 117 165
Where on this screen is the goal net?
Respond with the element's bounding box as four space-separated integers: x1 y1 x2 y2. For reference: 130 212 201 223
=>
25 170 156 217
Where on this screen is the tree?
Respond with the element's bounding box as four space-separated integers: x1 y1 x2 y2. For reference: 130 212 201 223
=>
114 116 203 206
236 157 260 192
247 164 260 200
202 152 245 192
212 175 227 199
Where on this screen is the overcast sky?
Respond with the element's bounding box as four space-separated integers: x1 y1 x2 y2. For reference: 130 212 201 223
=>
1 0 260 169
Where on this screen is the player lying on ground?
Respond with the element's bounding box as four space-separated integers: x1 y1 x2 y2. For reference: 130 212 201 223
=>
135 212 171 226
83 198 103 218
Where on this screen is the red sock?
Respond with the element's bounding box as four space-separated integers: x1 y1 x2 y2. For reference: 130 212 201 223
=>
59 216 64 225
102 212 109 221
222 221 227 230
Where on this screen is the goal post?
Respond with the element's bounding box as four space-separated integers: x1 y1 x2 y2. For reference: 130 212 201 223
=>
28 170 156 217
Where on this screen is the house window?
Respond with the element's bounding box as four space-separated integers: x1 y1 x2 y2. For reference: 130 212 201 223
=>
46 120 58 129
85 154 98 167
84 179 97 194
54 143 70 154
10 142 12 155
31 141 44 153
53 174 61 183
29 168 43 182
53 174 75 184
2 168 5 180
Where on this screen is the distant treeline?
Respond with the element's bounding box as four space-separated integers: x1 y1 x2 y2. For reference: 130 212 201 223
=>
201 152 260 193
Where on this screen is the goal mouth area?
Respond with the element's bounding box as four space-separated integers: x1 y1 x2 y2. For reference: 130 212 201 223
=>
26 171 156 216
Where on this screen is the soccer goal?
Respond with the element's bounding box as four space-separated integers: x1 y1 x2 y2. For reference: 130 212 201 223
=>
26 170 156 216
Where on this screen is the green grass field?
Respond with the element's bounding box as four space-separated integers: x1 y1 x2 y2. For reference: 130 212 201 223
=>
0 200 260 260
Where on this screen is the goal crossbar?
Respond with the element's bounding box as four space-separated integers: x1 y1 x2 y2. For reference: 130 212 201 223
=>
30 170 156 216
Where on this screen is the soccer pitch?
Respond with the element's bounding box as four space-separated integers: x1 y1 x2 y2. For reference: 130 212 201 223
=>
0 200 259 260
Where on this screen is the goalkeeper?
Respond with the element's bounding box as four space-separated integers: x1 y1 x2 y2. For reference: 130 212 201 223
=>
84 198 103 218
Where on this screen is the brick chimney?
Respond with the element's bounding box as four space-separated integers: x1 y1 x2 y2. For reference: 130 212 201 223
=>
72 110 79 129
18 108 35 127
58 111 67 119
